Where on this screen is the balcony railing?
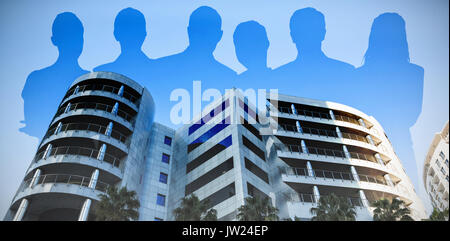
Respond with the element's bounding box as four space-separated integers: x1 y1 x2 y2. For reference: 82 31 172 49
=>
282 167 388 186
66 83 138 104
44 122 129 144
33 145 122 168
289 193 367 207
276 106 363 128
55 102 135 124
278 124 370 144
21 173 109 193
283 144 378 163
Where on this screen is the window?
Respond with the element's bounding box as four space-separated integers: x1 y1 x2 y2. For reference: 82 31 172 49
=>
187 116 230 153
439 151 445 160
446 175 449 182
445 159 449 167
188 99 230 136
164 136 172 146
441 167 446 175
186 135 232 174
159 172 168 184
435 159 441 168
154 217 163 221
162 153 170 164
157 194 166 206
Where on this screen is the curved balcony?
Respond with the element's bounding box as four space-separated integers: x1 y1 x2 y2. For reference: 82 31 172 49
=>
273 106 381 140
44 122 128 144
281 167 409 203
55 102 135 125
277 144 399 178
32 146 123 169
62 84 139 112
12 173 109 207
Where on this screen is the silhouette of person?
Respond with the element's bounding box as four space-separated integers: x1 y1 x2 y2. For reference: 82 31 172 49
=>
353 13 424 190
94 8 157 86
273 7 354 102
233 21 274 90
153 6 237 126
21 12 89 140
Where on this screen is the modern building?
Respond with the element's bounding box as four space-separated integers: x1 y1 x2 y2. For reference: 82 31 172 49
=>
423 121 449 211
166 89 427 221
4 72 175 221
5 72 427 221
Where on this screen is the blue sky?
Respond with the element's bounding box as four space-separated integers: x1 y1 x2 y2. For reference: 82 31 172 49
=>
0 0 448 218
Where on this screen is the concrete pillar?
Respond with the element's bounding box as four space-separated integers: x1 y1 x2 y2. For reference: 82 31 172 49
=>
105 122 113 136
78 199 92 221
300 140 308 154
296 121 303 133
291 103 297 115
313 186 320 204
112 102 119 115
43 144 53 160
329 110 335 120
54 122 63 135
375 153 384 165
29 169 41 188
384 174 394 187
336 126 342 138
88 169 99 189
366 135 375 145
342 145 351 158
358 119 367 128
118 85 124 97
359 190 369 207
74 85 80 95
306 161 314 177
13 199 29 221
97 144 107 161
64 103 72 113
350 166 360 182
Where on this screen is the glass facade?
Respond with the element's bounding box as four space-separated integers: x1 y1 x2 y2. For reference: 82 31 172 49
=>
188 99 230 136
157 194 166 206
187 116 231 153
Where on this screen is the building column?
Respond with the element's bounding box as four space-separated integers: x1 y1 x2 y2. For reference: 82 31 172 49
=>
301 140 308 154
78 199 92 221
384 174 394 187
89 169 99 189
118 85 124 97
350 166 360 182
295 121 303 133
97 144 107 161
105 122 113 137
359 190 369 207
342 145 351 158
366 135 375 145
313 186 320 204
375 153 385 166
43 144 53 160
358 119 367 128
29 169 41 188
291 103 297 115
336 126 342 138
13 199 29 221
54 122 63 135
306 161 314 177
112 102 119 115
329 110 335 120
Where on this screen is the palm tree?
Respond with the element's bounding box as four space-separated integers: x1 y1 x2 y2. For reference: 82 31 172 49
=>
372 198 413 221
424 208 449 221
237 196 279 221
310 194 356 221
94 186 140 221
173 194 218 221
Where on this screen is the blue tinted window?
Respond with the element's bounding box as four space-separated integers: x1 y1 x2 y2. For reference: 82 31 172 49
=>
189 99 230 135
159 172 168 184
188 116 231 153
162 153 170 164
164 136 172 146
157 194 166 206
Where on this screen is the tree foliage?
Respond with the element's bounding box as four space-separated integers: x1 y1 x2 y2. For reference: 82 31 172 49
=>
237 196 279 221
310 193 357 221
95 186 140 221
173 194 218 221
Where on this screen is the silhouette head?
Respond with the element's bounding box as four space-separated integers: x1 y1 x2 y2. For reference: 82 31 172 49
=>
187 6 223 54
114 8 147 51
51 12 84 59
364 13 410 65
289 8 326 52
233 21 269 70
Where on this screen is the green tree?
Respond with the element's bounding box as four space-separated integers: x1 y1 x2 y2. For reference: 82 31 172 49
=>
237 196 279 221
173 194 218 221
310 194 356 221
95 186 140 221
424 208 449 221
372 198 413 221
